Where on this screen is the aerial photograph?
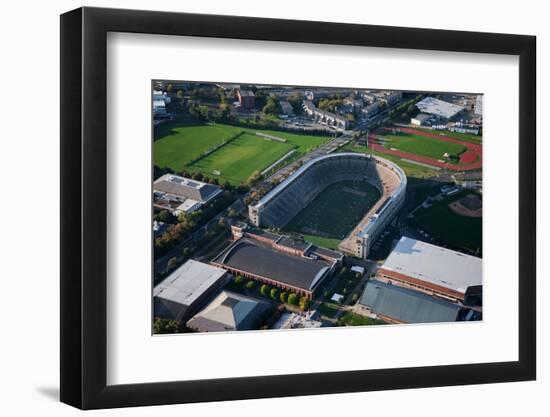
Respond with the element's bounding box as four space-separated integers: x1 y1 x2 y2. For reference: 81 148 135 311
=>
151 81 483 334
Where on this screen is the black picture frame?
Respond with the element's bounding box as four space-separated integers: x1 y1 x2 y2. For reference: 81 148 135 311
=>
60 6 536 410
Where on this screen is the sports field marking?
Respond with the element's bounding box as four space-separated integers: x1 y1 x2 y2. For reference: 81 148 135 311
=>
154 123 239 171
154 123 331 182
286 180 381 240
189 133 294 184
380 132 467 160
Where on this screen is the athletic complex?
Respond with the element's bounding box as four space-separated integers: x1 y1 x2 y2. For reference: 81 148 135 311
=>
249 153 407 258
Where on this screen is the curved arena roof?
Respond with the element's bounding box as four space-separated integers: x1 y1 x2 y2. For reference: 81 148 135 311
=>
252 152 406 211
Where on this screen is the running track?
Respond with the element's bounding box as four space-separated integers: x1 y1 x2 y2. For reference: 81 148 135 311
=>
368 127 482 171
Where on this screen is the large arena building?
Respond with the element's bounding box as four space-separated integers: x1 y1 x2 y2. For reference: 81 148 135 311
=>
376 236 482 302
248 153 407 258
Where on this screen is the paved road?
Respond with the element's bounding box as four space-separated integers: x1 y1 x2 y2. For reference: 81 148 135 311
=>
154 199 244 276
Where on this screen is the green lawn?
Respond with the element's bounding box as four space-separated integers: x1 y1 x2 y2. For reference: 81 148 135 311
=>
153 122 330 184
380 132 467 160
299 234 342 250
338 312 386 326
154 123 239 171
285 180 381 240
189 133 294 184
415 127 482 144
341 142 438 178
411 190 482 255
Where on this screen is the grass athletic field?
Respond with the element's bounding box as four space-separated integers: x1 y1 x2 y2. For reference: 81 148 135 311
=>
189 133 293 184
285 180 381 245
153 122 330 184
411 190 482 255
154 123 238 171
380 132 467 160
415 127 482 144
341 142 438 178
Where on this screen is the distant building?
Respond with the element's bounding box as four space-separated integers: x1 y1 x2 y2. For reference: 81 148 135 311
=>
153 99 167 115
474 95 483 116
361 102 380 119
416 97 464 120
153 174 222 216
152 90 172 118
302 101 349 131
376 236 482 302
186 290 270 332
237 89 255 109
279 100 295 116
384 91 403 106
153 89 172 104
358 279 462 324
153 260 230 322
410 113 431 126
344 97 363 110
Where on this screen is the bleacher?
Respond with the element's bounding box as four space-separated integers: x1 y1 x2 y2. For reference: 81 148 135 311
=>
255 153 403 229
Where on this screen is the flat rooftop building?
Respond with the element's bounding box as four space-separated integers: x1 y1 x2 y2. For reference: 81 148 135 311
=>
153 174 222 215
212 238 336 299
153 260 229 322
186 290 270 332
376 236 482 302
358 279 462 324
416 97 464 120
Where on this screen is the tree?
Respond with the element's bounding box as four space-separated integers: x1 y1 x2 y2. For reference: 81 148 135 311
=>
299 296 311 311
262 96 280 115
227 208 239 218
279 291 288 303
287 293 298 305
245 280 255 290
234 275 244 285
191 171 204 181
351 293 359 304
182 247 191 257
222 181 232 191
246 170 263 186
176 89 184 100
153 318 182 334
217 217 227 230
270 288 279 300
155 209 175 224
167 257 178 271
260 284 271 297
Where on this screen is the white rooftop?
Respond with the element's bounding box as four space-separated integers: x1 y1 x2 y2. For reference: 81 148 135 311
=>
159 174 207 189
381 236 482 294
416 97 464 119
153 260 227 307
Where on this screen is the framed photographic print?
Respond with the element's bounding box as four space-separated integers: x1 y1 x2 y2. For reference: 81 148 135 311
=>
60 6 536 410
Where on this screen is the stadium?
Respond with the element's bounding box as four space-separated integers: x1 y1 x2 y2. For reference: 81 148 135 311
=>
249 153 407 258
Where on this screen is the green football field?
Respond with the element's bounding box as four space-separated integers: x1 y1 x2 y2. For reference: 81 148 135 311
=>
153 122 330 184
188 133 294 184
154 123 239 171
380 132 467 160
411 190 482 255
285 180 381 242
